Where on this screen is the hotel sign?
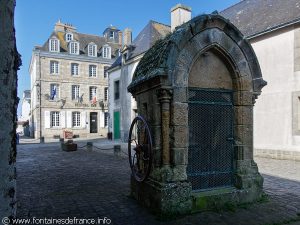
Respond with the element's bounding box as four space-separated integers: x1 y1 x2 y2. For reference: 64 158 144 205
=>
75 103 97 107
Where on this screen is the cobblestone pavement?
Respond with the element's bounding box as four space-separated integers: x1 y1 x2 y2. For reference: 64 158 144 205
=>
16 140 300 225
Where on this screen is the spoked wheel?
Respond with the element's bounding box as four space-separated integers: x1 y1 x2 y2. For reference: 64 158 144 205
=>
128 116 153 182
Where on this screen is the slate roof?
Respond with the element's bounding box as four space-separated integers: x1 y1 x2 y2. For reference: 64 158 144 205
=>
129 20 171 59
220 0 300 38
110 54 122 68
38 31 121 58
109 20 170 69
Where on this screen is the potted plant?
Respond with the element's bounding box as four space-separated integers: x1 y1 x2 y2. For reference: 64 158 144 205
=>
61 139 77 152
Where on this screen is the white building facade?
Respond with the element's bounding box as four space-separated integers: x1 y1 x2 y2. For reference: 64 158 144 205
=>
20 90 31 121
108 55 140 140
17 90 31 135
108 21 171 141
221 0 300 159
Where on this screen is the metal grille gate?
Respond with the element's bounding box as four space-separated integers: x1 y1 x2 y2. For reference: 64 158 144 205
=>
187 88 234 191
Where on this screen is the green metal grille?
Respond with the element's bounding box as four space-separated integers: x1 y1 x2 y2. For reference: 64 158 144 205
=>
187 88 234 191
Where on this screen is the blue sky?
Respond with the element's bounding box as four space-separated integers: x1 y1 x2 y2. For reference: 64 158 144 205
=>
15 0 239 116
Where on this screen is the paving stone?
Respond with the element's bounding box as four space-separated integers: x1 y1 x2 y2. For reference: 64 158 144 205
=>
16 140 300 225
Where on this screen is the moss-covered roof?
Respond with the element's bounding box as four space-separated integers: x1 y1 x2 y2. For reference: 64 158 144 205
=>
131 33 171 83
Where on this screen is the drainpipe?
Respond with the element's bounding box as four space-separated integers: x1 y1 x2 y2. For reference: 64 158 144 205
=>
38 53 42 142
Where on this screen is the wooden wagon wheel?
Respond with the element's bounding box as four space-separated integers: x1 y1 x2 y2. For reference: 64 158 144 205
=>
128 116 153 182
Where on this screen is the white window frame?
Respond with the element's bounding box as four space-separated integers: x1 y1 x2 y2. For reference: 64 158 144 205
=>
89 86 97 101
50 84 60 100
72 112 81 127
71 63 79 76
102 45 111 59
66 33 73 42
49 38 60 52
50 61 59 74
69 41 79 55
88 44 97 57
72 85 80 100
89 65 97 77
50 111 60 127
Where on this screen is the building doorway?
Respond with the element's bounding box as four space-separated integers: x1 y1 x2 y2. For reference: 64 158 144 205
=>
114 111 120 139
90 112 98 133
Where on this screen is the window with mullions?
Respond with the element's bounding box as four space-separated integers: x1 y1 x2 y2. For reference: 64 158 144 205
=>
50 112 60 127
104 112 109 127
50 84 59 100
50 61 59 74
71 63 79 76
49 38 59 52
89 65 97 77
72 112 81 127
66 33 73 42
72 85 80 100
88 44 97 57
70 41 79 55
102 46 111 59
89 86 97 101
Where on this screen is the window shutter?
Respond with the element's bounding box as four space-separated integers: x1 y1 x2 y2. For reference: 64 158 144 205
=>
45 111 50 128
81 111 86 128
100 112 105 128
60 111 66 128
66 111 72 128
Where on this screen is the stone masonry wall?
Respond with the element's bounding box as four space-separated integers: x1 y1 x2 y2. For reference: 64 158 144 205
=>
31 54 109 138
0 0 21 219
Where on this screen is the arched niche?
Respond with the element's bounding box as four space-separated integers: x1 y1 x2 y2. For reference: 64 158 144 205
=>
188 48 234 90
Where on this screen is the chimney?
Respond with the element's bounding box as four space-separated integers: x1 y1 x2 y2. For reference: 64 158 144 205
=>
170 4 192 32
118 31 123 46
123 28 132 46
54 19 76 32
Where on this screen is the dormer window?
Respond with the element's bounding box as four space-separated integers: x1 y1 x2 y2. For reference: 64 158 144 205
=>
109 31 114 39
69 41 79 55
88 43 97 57
66 33 73 42
49 38 60 52
102 45 111 59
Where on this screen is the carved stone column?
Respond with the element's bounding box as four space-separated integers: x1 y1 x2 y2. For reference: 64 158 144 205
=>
157 88 172 166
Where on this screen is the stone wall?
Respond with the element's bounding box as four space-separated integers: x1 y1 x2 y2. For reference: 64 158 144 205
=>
0 0 21 218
